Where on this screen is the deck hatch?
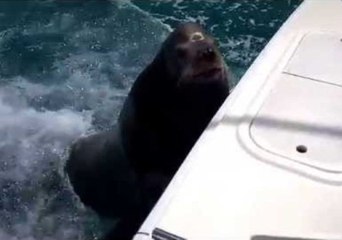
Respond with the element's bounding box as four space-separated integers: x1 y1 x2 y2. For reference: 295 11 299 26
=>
284 32 342 86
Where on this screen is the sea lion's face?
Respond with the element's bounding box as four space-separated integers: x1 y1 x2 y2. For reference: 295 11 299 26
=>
163 22 229 88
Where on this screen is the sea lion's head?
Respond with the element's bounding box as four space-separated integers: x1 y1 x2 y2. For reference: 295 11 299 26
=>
160 22 230 91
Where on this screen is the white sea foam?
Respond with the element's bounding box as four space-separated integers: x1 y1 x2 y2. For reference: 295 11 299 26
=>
0 0 169 239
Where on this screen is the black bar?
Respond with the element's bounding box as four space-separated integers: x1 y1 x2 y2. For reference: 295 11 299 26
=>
152 228 186 240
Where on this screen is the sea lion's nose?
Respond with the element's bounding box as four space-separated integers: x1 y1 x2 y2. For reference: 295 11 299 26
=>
198 46 216 61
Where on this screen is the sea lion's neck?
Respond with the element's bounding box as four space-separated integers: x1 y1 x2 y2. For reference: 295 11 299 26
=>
166 81 229 141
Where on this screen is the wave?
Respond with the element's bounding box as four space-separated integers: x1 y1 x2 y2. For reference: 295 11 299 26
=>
0 0 300 239
0 1 169 239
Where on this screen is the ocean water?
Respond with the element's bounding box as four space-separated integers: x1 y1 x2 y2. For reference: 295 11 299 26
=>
0 1 301 239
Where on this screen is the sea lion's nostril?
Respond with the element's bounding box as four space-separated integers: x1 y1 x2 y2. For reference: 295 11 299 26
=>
200 47 215 61
205 47 214 55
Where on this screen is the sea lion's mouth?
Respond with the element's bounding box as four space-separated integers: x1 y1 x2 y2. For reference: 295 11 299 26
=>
193 67 223 80
178 63 227 87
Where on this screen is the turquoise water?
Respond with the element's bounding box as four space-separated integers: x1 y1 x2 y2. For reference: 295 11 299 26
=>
0 1 301 239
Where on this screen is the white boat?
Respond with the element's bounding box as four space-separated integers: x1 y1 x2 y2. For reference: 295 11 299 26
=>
134 0 342 239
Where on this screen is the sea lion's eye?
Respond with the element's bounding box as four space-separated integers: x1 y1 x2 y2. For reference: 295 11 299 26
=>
190 32 204 42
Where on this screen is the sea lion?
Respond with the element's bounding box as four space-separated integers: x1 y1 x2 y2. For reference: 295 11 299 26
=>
66 22 231 239
119 22 230 178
